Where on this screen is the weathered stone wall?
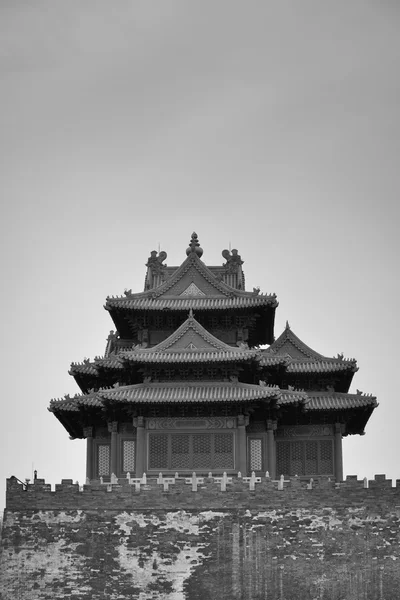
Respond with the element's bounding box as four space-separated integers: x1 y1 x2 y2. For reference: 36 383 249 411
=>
1 475 400 599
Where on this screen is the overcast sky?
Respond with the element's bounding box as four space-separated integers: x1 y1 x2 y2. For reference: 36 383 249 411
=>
1 1 399 507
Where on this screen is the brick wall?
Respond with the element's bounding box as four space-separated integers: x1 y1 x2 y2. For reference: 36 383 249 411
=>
1 474 400 599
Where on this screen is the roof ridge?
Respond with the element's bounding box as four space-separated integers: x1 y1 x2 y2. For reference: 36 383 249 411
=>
307 390 376 399
289 356 357 363
106 252 277 302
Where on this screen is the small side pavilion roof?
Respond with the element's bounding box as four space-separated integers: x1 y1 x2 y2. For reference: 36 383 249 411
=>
261 322 358 375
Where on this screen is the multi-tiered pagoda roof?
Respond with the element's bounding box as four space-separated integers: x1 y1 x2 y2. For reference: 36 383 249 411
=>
49 233 377 480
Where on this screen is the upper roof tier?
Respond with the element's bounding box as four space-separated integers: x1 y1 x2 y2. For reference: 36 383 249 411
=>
105 233 278 345
106 233 278 305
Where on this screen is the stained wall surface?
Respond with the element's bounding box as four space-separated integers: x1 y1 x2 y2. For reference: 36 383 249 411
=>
1 475 400 600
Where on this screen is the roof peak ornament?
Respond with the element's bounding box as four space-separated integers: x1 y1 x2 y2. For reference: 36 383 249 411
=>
285 320 290 330
145 249 168 289
186 232 203 257
222 247 244 289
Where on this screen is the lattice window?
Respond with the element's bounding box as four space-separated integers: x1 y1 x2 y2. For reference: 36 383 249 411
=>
214 433 234 469
221 368 229 380
166 315 176 328
193 434 212 469
97 444 110 477
276 439 334 476
149 434 168 470
171 435 190 470
122 440 135 472
153 315 164 328
320 440 333 474
163 369 174 380
138 315 149 328
209 317 219 329
276 442 290 477
305 441 318 474
192 367 203 380
207 368 219 378
249 439 263 471
221 316 232 328
236 316 247 327
148 432 235 471
194 405 204 417
291 442 304 476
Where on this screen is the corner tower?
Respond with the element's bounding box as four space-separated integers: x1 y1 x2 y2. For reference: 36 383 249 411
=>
49 233 377 482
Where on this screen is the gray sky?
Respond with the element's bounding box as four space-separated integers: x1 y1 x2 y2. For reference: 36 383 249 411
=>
1 1 399 507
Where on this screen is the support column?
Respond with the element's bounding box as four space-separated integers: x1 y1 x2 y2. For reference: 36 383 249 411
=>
83 426 93 482
237 414 248 476
334 423 344 482
266 420 277 479
108 421 118 478
134 416 145 478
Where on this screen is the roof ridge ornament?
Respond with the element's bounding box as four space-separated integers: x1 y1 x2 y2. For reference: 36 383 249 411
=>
145 250 168 289
186 232 203 257
222 249 244 289
286 320 290 330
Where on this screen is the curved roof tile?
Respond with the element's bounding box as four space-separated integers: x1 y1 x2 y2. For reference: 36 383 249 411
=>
105 295 277 311
49 381 282 410
305 392 377 410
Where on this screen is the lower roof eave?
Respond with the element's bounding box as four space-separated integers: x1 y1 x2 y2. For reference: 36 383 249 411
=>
51 410 83 439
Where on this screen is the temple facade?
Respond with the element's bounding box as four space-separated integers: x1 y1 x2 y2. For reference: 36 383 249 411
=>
49 233 377 483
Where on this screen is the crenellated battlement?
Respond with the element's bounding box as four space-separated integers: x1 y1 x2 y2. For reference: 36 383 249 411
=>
3 473 400 599
6 473 400 512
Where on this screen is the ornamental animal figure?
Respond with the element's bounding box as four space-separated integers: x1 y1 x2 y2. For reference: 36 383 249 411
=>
222 248 244 274
146 250 167 275
145 250 168 288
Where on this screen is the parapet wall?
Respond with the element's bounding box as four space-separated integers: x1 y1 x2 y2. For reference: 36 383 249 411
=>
5 473 400 510
1 475 400 600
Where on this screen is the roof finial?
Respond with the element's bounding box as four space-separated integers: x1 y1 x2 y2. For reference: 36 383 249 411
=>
188 308 194 319
186 232 203 257
286 320 290 330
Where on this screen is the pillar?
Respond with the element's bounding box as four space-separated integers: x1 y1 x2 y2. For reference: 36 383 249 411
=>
237 414 247 476
334 423 344 482
83 426 93 481
134 416 145 477
108 421 118 478
266 419 277 479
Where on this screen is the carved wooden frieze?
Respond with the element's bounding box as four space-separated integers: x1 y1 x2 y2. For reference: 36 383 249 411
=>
276 425 334 438
94 427 110 440
146 417 237 430
119 422 133 434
